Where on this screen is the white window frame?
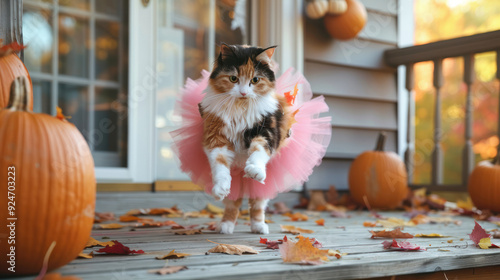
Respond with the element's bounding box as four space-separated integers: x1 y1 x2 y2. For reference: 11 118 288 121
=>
95 0 155 183
97 0 304 183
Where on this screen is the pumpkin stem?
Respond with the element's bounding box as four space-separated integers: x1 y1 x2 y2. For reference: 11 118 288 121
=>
7 76 31 112
374 132 387 151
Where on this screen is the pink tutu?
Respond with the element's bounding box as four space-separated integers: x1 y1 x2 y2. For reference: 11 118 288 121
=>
170 68 332 200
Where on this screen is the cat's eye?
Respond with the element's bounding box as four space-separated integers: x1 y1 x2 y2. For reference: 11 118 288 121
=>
251 77 260 84
229 76 239 83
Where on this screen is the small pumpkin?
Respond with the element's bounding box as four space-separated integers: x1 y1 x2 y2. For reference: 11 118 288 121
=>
0 77 96 275
0 41 33 109
349 132 409 209
468 150 500 212
306 0 329 19
327 0 347 15
324 0 367 40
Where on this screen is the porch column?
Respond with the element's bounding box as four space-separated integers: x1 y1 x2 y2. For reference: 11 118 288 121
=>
0 0 23 52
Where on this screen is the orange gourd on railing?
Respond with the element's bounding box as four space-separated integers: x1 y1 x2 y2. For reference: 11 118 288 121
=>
349 132 409 209
468 150 500 213
0 77 96 275
324 0 367 40
0 42 33 109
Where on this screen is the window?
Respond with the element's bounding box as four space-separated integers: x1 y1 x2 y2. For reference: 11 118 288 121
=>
23 0 129 168
155 0 249 180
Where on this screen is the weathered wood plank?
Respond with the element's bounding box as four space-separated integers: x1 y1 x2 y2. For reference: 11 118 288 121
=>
305 62 397 102
323 96 398 130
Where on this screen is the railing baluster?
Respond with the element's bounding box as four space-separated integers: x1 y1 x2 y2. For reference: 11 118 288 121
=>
432 59 444 185
405 64 415 182
463 55 475 185
497 51 500 148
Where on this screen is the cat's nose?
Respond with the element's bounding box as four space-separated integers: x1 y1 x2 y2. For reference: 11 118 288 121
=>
240 92 247 96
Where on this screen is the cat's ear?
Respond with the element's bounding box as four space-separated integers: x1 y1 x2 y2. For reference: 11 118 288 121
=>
218 43 234 63
256 46 277 64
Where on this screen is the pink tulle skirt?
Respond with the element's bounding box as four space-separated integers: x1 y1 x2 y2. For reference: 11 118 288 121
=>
170 68 331 200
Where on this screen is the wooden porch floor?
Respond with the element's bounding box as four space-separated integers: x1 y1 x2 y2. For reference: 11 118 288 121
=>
22 192 500 280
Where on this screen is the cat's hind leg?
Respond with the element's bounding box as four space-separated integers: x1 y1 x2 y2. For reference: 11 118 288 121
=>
249 198 269 234
219 198 243 234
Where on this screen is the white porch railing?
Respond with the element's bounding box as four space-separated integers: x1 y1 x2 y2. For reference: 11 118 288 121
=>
384 30 500 191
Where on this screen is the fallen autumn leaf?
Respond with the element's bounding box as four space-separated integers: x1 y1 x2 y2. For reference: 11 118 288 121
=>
207 240 258 255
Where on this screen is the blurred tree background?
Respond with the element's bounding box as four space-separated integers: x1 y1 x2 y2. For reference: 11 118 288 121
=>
413 0 500 184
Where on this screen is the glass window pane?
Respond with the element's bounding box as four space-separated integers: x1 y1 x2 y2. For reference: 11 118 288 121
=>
58 83 88 139
32 80 52 114
215 0 246 46
23 9 53 74
93 88 120 152
96 0 120 16
95 20 120 81
173 0 211 80
58 14 89 77
59 0 89 11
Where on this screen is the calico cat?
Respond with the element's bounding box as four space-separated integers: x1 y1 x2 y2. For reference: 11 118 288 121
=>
199 43 295 234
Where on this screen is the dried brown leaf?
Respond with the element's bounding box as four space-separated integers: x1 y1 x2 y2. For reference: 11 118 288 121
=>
97 223 124 230
156 250 191 259
280 225 314 235
207 240 258 255
148 266 187 275
175 229 203 235
370 228 414 239
85 237 115 248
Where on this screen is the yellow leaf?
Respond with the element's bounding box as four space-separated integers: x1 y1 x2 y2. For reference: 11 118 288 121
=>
85 237 115 248
479 237 492 249
414 233 447 238
77 251 94 259
281 225 314 235
98 223 124 229
456 197 474 211
156 250 191 260
207 240 258 255
206 203 224 214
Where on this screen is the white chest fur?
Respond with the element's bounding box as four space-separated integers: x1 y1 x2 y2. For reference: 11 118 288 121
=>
201 90 278 156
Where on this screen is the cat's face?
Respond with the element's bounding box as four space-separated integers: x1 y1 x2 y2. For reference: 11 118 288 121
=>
209 44 277 100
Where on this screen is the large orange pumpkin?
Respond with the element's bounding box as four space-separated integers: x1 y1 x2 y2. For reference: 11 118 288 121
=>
0 77 95 275
349 132 409 209
323 0 367 40
468 156 500 213
0 42 33 109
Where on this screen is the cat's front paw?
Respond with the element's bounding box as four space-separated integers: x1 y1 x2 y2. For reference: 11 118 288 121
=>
219 221 235 234
244 163 266 184
251 222 269 234
212 176 231 201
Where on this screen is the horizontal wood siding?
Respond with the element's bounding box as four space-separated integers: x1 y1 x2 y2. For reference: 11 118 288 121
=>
305 62 397 101
304 1 399 191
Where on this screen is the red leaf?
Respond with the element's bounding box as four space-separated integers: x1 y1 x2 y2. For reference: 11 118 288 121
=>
469 221 491 246
96 240 145 255
382 239 425 251
259 237 283 249
0 42 26 57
